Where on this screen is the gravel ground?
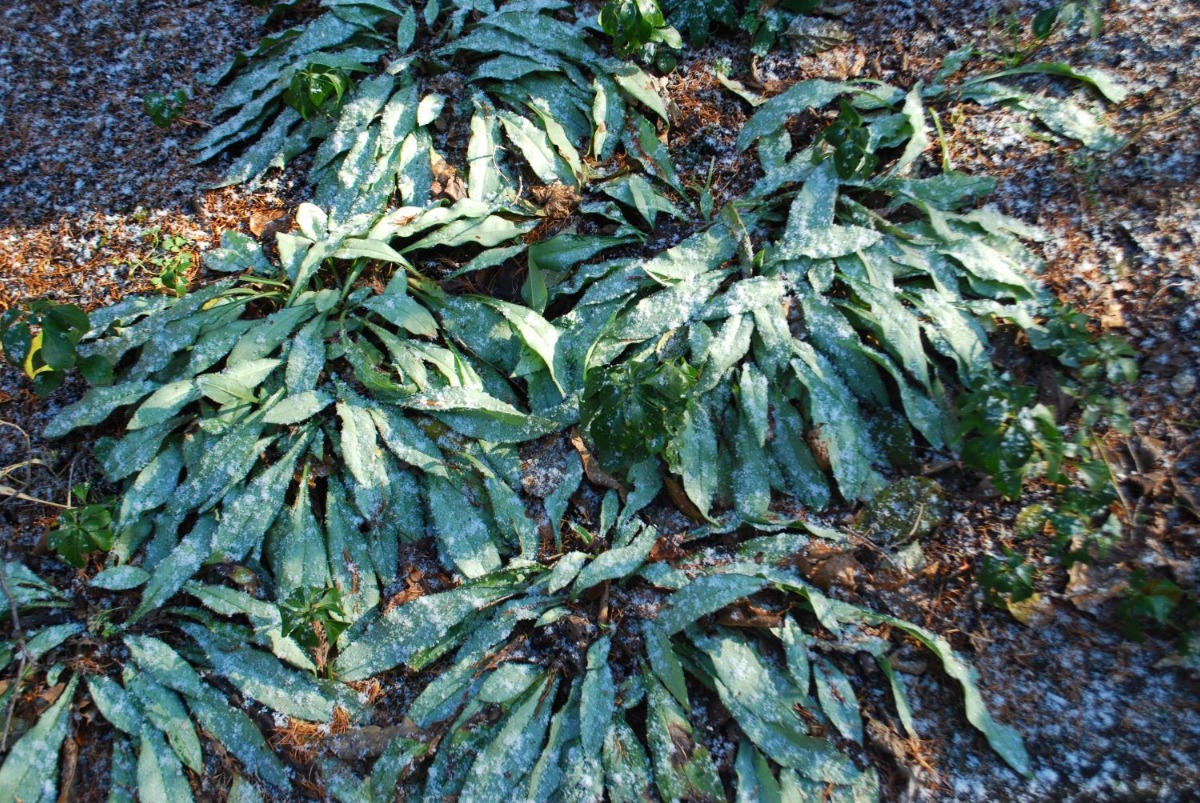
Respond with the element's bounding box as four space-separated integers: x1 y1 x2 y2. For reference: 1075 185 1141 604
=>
1 1 1198 801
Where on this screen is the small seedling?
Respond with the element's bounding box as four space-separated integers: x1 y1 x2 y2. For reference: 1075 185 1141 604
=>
581 355 697 472
281 585 353 670
0 301 109 394
958 381 1067 500
143 89 189 128
49 484 116 568
284 62 354 120
599 0 682 59
814 99 878 180
979 547 1037 608
1117 570 1198 650
125 227 194 297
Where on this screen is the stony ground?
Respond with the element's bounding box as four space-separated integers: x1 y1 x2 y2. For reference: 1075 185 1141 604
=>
1 1 1197 800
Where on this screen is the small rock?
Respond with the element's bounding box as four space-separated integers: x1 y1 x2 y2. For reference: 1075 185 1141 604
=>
1170 367 1196 398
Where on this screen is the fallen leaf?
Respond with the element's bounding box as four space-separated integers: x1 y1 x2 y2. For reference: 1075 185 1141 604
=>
249 209 290 238
1006 593 1054 627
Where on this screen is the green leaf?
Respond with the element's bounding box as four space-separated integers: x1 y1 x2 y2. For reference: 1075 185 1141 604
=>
498 111 574 185
459 676 556 800
468 104 504 203
571 524 658 596
733 409 772 521
475 297 565 394
44 381 157 438
612 64 669 123
975 62 1128 104
273 480 329 592
0 674 79 803
183 625 340 722
579 635 615 759
187 583 315 672
734 740 782 803
137 726 195 803
197 358 281 405
126 673 204 773
876 617 1032 776
738 80 857 150
88 675 144 735
333 574 519 681
39 319 77 371
90 565 151 591
107 736 137 803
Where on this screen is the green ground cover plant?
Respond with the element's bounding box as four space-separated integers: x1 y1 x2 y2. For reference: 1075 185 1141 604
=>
0 0 1143 799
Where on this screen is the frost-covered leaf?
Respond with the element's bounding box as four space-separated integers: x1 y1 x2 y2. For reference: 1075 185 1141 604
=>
263 390 332 424
131 515 217 623
125 635 290 789
87 675 143 735
739 80 857 150
428 474 501 579
653 572 768 637
126 673 204 773
579 635 615 759
571 524 658 596
137 726 195 803
645 673 724 801
0 674 79 803
44 381 157 438
675 401 719 517
117 443 184 527
183 625 341 722
813 655 862 744
459 676 555 800
696 633 861 784
779 164 882 259
90 565 151 591
334 574 519 680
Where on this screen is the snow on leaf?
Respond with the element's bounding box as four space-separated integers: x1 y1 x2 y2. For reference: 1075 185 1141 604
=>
0 674 79 803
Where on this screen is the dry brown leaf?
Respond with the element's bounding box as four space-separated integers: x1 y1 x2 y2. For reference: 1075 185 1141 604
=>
662 475 706 523
568 428 625 497
1006 593 1055 627
248 209 289 238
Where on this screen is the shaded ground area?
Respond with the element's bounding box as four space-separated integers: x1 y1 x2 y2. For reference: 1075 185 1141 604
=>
1 1 1198 800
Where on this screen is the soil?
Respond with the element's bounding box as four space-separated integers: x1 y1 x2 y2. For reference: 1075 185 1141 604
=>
1 1 1197 801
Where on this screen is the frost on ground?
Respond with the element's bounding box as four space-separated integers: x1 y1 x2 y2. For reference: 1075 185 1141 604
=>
1 0 1199 801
